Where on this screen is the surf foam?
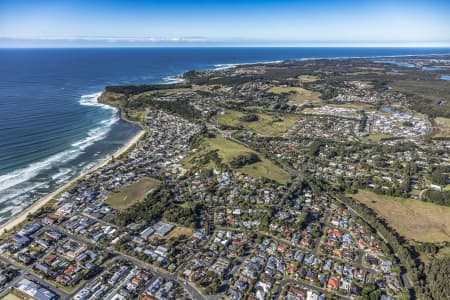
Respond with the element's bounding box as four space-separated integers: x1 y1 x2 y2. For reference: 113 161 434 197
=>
0 91 121 222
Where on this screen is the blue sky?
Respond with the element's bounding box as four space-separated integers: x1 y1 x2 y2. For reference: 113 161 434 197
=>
0 0 449 47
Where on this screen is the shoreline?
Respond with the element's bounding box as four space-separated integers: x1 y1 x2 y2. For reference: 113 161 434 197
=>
0 116 145 234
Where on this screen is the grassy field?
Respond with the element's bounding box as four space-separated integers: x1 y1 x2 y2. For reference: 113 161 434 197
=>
165 226 194 239
350 190 450 243
191 135 291 184
215 110 245 128
105 177 160 211
216 110 298 136
267 86 322 106
298 75 319 82
360 133 393 142
149 225 193 243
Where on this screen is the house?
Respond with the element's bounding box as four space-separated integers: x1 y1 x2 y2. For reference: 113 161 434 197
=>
18 223 41 236
155 246 168 257
430 184 442 192
306 290 319 300
278 245 287 253
43 217 56 225
351 284 362 296
366 255 379 266
288 286 306 298
327 277 340 290
35 263 50 275
381 260 392 273
230 289 243 300
12 234 31 249
340 278 351 292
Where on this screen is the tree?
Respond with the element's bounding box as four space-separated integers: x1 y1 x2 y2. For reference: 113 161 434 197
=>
431 169 448 185
229 152 260 168
424 257 450 300
240 114 259 122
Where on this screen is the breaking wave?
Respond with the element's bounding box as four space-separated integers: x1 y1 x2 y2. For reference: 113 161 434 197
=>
0 92 120 223
163 75 185 84
214 60 283 70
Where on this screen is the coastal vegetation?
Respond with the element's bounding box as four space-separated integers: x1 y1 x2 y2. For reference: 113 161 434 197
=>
104 83 191 95
129 97 202 121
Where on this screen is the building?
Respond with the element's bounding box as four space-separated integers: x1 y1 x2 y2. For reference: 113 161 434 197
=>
140 226 155 240
152 221 174 236
16 279 58 300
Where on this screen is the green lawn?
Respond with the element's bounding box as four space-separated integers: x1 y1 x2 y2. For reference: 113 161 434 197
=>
216 109 298 136
267 86 322 106
192 136 291 184
105 177 160 211
216 110 245 128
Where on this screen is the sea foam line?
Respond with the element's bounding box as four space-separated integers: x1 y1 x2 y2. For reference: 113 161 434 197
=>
214 60 283 70
0 91 119 205
72 92 120 150
2 181 49 205
163 75 185 84
79 92 117 111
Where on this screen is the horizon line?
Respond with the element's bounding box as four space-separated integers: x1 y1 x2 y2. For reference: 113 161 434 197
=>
1 37 450 49
2 44 450 49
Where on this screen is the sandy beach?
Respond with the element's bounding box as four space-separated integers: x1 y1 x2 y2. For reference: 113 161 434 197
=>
0 129 145 234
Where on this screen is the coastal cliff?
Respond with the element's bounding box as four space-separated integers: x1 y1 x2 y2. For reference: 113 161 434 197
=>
98 90 144 126
99 82 196 125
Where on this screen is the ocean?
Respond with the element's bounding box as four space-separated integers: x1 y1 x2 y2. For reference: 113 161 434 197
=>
0 47 449 224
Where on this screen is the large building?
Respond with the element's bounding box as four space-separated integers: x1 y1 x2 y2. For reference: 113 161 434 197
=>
15 279 58 300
